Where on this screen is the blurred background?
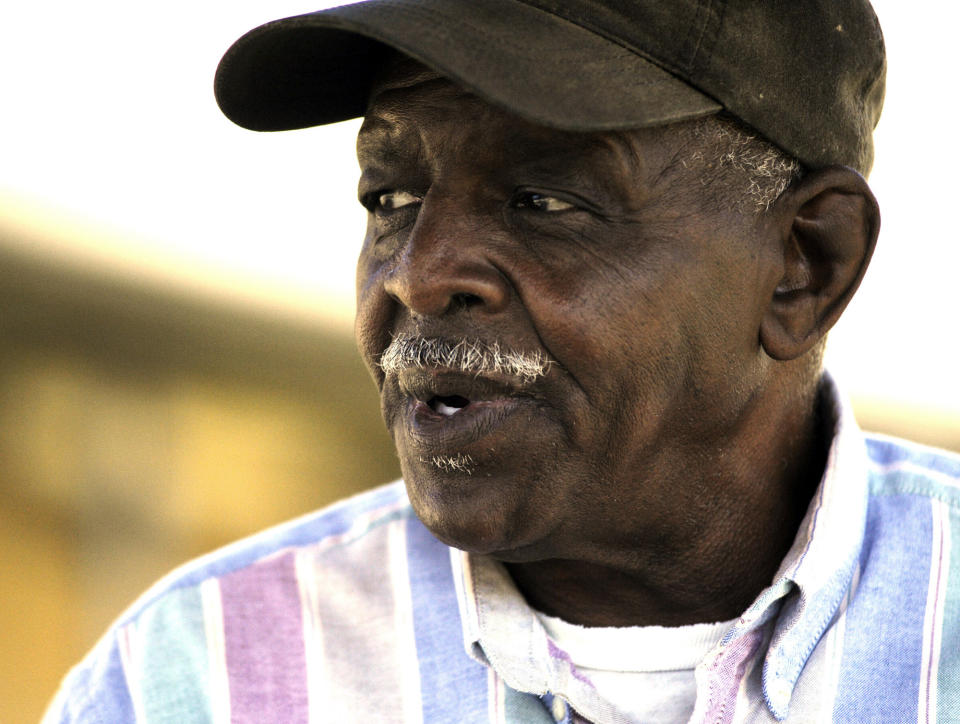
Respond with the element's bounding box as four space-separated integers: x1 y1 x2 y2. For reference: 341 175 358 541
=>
1 1 957 720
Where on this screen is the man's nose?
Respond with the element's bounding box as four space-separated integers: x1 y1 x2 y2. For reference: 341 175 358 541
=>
382 200 511 317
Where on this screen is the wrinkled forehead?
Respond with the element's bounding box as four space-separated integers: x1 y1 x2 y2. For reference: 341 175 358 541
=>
367 53 448 106
358 56 485 166
361 56 509 154
359 53 478 148
357 52 692 187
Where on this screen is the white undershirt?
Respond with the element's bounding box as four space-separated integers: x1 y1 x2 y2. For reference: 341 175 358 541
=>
535 611 736 723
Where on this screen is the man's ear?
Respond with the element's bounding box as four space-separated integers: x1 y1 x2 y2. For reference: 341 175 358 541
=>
760 167 880 361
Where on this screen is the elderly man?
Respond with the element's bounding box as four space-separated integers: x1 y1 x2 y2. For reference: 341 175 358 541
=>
46 1 960 723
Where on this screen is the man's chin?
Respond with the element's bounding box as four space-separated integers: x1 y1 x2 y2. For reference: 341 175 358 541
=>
401 467 541 556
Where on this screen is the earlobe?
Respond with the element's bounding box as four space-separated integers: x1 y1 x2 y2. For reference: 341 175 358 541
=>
760 167 880 361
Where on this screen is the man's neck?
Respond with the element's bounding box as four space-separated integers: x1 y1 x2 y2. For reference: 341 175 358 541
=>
505 382 831 628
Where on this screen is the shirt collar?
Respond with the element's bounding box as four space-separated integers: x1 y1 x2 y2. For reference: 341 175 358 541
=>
452 372 870 722
755 373 870 718
695 374 871 719
451 546 636 723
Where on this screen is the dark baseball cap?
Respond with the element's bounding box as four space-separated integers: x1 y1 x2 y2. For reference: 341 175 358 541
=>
215 0 886 174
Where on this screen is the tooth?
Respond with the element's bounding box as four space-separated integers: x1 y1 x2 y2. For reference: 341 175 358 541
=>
436 402 459 416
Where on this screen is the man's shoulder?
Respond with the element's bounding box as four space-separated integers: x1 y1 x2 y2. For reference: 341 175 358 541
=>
863 432 960 507
120 479 415 624
44 481 429 723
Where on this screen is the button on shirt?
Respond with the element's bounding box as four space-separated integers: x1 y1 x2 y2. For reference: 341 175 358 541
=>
44 375 960 723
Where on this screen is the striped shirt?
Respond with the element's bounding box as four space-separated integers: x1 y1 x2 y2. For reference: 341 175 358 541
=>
44 378 960 723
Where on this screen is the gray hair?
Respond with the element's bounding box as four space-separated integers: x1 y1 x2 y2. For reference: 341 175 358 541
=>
379 336 551 384
678 113 804 214
420 453 476 475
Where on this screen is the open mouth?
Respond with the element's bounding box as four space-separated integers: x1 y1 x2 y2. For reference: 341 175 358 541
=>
392 369 536 451
393 367 537 441
428 394 471 416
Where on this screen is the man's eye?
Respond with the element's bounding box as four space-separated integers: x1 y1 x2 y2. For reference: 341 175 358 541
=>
513 192 576 213
376 190 422 212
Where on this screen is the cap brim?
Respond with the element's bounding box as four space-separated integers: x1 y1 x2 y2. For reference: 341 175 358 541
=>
215 0 721 133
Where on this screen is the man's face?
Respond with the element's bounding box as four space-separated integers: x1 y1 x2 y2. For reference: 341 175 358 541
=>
354 62 779 564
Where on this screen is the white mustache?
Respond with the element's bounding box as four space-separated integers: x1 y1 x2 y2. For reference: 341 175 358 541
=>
379 336 551 384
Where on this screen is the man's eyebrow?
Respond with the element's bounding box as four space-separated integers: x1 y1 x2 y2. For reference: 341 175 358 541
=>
356 113 412 160
503 133 646 188
357 113 396 141
357 109 646 193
